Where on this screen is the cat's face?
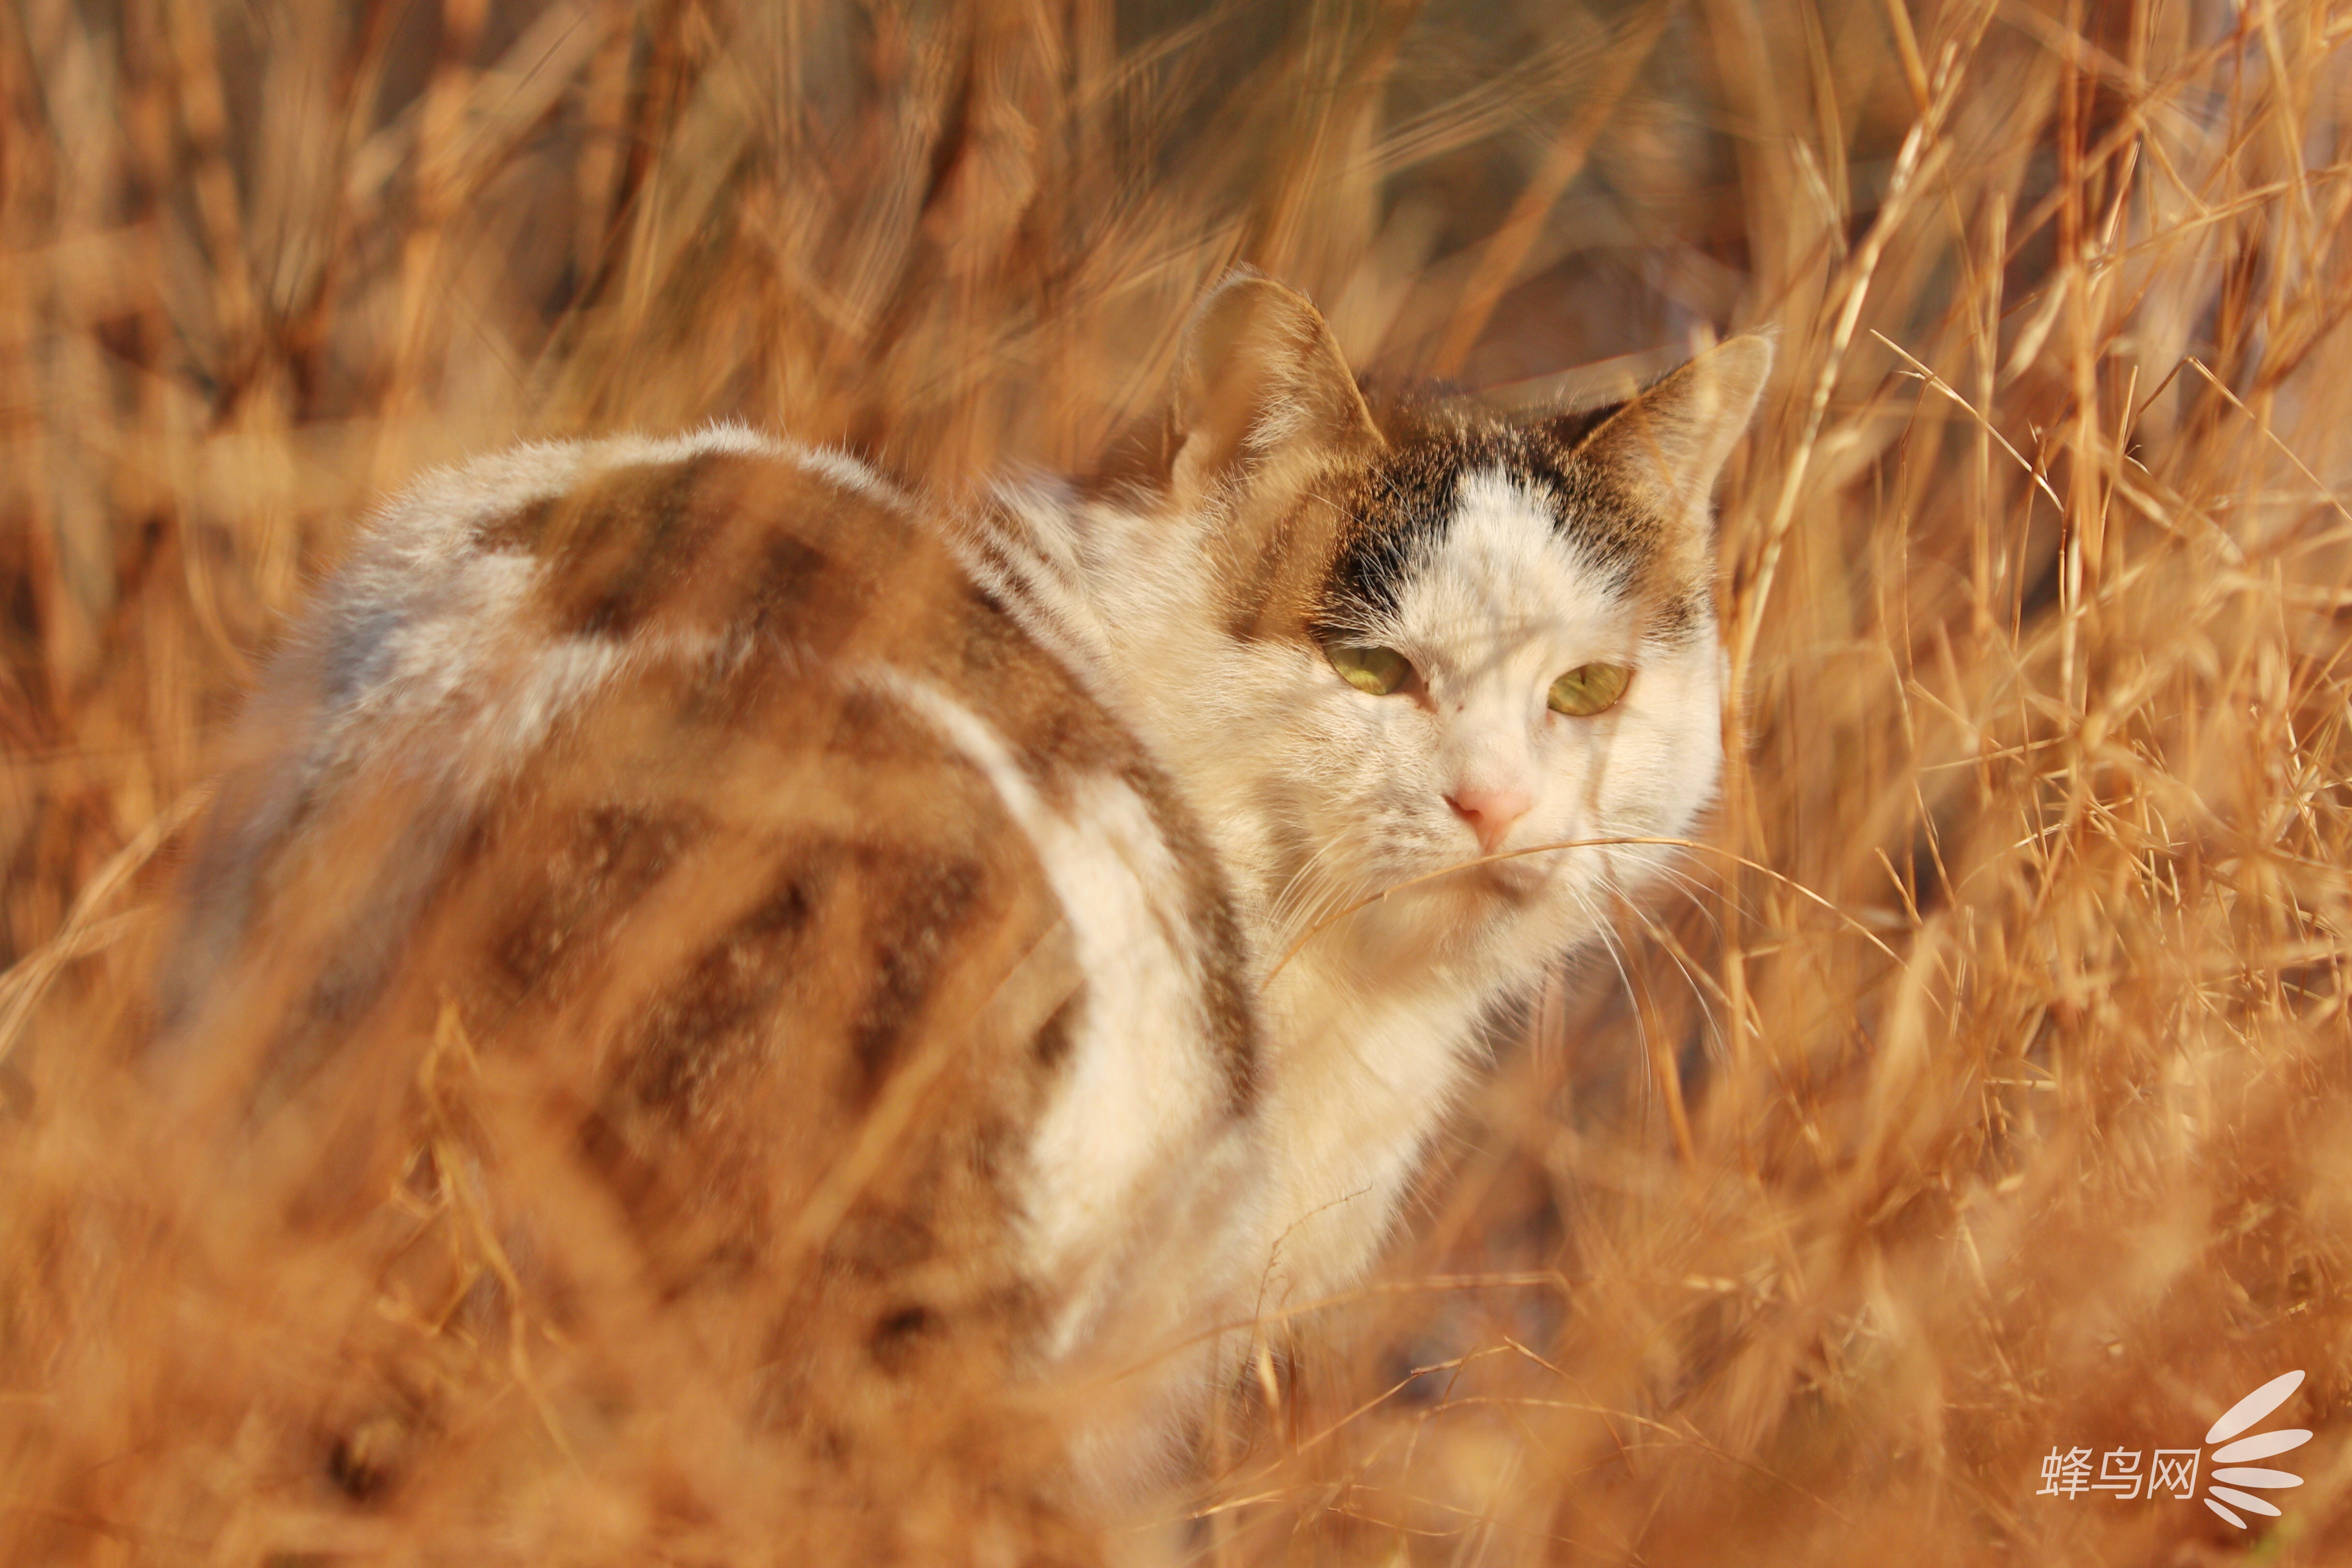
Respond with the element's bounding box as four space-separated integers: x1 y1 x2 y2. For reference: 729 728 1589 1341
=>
1152 274 1768 974
1278 437 1724 956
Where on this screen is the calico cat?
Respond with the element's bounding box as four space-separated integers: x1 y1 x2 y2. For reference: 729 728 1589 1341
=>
108 276 1766 1564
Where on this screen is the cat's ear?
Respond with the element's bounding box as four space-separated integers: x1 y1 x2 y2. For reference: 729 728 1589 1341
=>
1571 334 1772 519
1169 270 1385 504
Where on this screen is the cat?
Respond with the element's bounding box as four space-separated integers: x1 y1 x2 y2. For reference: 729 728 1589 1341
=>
94 275 1766 1564
989 273 1769 1314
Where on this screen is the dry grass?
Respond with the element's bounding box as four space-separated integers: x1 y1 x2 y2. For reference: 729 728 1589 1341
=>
4 0 2352 1561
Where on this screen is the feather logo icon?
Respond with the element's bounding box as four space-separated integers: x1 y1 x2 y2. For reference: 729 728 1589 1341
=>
2200 1370 2310 1529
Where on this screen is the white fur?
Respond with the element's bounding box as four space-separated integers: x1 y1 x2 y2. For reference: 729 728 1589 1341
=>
1016 458 1724 1314
865 669 1261 1358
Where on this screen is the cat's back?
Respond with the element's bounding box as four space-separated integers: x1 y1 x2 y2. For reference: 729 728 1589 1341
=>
176 428 1253 1076
124 432 1259 1563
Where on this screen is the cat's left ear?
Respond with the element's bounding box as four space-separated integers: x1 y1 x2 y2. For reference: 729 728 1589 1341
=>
1571 334 1773 520
1169 270 1386 505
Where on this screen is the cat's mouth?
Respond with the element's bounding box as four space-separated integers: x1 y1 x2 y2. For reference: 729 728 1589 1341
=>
1368 835 1556 907
1456 849 1551 901
1342 846 1549 929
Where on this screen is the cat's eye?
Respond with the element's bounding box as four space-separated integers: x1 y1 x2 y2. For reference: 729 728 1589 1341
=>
1326 643 1414 696
1548 663 1632 716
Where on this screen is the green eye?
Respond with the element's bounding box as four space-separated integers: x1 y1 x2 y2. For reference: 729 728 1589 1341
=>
1548 663 1632 716
1326 643 1414 696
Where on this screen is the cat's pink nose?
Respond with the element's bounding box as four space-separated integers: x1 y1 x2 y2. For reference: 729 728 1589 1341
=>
1445 784 1533 855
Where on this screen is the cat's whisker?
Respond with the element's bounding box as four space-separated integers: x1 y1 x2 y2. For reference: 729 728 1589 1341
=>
1597 884 1730 1049
1260 836 1897 989
1559 885 1652 1098
1265 836 1362 949
1643 859 1737 944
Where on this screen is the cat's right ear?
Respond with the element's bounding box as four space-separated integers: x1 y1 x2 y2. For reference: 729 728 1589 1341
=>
1168 270 1385 506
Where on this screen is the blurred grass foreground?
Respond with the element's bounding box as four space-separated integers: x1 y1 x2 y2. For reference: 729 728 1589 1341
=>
6 0 2352 1561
